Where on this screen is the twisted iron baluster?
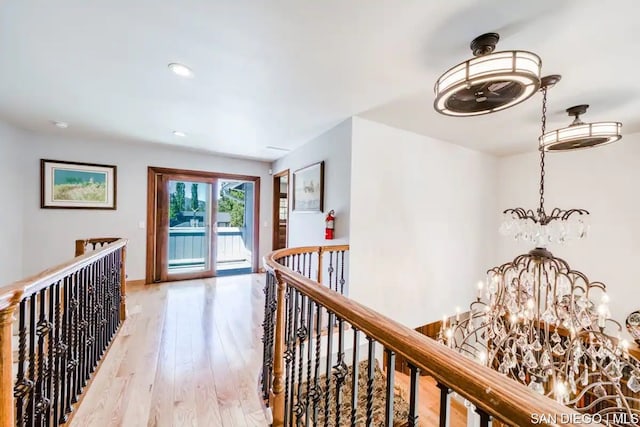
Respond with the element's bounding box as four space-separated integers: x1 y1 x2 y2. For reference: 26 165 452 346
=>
35 288 51 424
283 285 293 427
351 329 360 426
289 290 300 427
13 299 31 426
365 337 375 427
384 349 396 426
294 294 307 423
339 250 346 295
327 252 334 291
305 299 313 425
323 312 334 427
312 301 322 424
437 383 451 427
408 364 420 427
26 294 37 424
57 276 70 424
333 318 346 427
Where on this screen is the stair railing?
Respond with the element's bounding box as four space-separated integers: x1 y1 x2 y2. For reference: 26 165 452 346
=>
0 238 127 427
262 245 601 427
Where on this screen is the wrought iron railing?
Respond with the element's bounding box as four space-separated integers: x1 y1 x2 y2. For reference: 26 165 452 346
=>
1 238 127 427
262 245 601 427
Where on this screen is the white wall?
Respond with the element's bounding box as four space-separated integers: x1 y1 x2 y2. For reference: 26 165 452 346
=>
349 117 499 328
272 119 352 247
19 131 272 280
497 134 640 332
0 123 25 284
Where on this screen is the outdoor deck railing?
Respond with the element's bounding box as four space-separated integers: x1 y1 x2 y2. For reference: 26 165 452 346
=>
167 227 250 268
0 238 127 427
261 245 601 427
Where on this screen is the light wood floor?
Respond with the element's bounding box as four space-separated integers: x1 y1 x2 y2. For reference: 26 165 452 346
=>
70 274 268 427
68 274 473 427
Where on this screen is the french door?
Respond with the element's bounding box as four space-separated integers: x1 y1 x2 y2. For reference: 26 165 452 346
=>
153 172 217 282
146 167 261 283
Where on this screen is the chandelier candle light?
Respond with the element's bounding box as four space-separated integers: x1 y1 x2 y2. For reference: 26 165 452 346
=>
439 77 639 422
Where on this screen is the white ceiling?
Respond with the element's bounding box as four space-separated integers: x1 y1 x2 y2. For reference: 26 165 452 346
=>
1 0 638 160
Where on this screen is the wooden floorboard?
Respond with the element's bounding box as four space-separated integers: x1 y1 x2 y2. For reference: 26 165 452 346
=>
68 274 478 426
69 275 268 427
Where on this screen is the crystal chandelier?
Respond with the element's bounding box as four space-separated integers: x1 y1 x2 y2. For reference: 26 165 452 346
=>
434 33 542 116
499 75 590 245
540 104 622 152
441 250 640 422
440 79 640 423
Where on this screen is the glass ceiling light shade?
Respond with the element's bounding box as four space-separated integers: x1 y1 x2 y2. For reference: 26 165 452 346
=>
500 75 591 245
434 33 542 116
540 104 622 151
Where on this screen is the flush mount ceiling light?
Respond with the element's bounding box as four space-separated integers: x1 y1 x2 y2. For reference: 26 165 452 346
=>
434 33 542 116
168 62 194 78
172 131 186 137
52 121 68 129
539 104 622 151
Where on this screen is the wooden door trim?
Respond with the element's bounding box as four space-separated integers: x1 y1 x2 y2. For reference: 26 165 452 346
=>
146 166 261 284
272 169 289 250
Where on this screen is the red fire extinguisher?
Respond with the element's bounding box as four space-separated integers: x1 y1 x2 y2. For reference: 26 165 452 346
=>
325 210 335 240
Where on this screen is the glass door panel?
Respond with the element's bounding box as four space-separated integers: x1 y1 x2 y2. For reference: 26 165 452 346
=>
155 174 217 282
216 179 254 276
167 179 212 274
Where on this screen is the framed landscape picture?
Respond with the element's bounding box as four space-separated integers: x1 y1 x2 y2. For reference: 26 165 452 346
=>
293 161 324 212
41 159 117 209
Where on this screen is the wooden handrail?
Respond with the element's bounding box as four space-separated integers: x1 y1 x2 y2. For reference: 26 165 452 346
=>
0 238 128 308
0 238 128 427
264 247 601 427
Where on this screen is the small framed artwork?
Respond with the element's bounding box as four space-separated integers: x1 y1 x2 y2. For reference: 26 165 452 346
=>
41 159 117 209
293 161 324 212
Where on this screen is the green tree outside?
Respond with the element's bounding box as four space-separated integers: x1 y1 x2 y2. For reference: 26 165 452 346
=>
218 187 245 227
191 183 200 217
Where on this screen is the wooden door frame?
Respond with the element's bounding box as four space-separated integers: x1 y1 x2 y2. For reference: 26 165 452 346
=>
272 169 289 250
146 166 261 284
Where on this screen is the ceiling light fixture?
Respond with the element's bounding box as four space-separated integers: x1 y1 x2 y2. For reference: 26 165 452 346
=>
168 62 194 78
539 104 622 151
172 131 186 137
265 146 291 152
500 75 590 245
434 33 542 116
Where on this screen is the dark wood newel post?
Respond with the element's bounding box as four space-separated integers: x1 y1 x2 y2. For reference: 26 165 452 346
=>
75 239 86 257
120 245 127 321
0 291 22 427
271 270 286 427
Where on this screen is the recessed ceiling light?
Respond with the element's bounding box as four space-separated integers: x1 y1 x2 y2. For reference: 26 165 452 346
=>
52 121 68 129
168 62 194 78
173 131 186 137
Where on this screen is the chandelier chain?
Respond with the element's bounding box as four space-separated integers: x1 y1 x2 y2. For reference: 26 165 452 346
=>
538 86 548 217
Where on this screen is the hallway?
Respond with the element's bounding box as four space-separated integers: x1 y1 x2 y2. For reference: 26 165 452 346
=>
69 275 268 427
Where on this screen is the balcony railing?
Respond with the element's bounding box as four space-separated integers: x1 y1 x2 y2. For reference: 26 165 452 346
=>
261 245 601 427
168 226 251 269
0 238 127 427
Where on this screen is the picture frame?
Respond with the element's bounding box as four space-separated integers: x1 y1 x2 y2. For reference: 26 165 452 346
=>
41 159 117 209
292 161 324 212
